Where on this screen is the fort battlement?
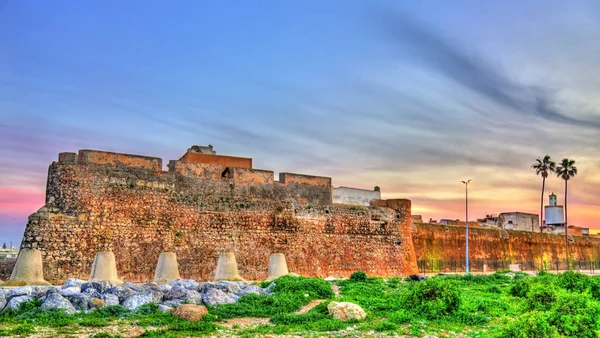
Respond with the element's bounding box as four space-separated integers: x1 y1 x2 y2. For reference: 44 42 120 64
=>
21 146 417 283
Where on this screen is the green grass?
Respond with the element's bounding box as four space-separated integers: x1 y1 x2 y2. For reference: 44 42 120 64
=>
3 272 600 336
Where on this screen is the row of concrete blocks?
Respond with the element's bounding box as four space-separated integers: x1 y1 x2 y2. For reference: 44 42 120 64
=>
1 249 292 286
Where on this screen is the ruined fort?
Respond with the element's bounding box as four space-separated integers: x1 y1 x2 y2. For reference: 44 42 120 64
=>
14 146 600 284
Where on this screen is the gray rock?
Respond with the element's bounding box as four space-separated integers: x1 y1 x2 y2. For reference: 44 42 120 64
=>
4 295 32 311
262 282 276 295
198 282 217 293
7 286 32 299
104 285 136 302
165 286 188 300
158 284 172 293
238 285 262 297
42 293 76 314
66 294 90 312
229 293 240 301
62 278 86 289
158 304 173 312
217 281 245 294
0 294 6 311
82 281 114 293
82 288 101 299
202 288 236 307
147 290 164 304
160 299 183 307
0 289 8 295
123 282 143 292
60 286 81 297
122 292 153 310
169 279 199 291
33 286 56 298
185 290 202 304
101 294 119 306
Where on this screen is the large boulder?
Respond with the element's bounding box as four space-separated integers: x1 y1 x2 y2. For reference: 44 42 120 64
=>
4 295 32 311
82 288 101 299
168 279 199 291
122 292 153 310
62 278 86 289
7 286 32 299
104 285 136 302
123 282 143 292
238 285 262 297
101 294 120 306
164 286 200 304
202 288 236 307
42 293 76 314
67 294 90 312
0 293 6 311
81 281 114 294
327 302 367 321
59 286 81 297
172 304 208 322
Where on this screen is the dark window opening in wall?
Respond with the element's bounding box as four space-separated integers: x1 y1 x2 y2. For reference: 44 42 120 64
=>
508 221 513 224
221 168 231 178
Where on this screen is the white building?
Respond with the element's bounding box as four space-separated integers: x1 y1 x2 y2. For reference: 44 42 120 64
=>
333 186 381 206
544 193 564 226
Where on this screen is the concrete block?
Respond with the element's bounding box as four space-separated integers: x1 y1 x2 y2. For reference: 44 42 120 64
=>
265 253 289 281
2 248 50 286
89 252 123 284
214 252 244 281
154 252 181 283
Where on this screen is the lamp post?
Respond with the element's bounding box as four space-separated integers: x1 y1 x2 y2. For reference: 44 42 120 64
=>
461 179 472 275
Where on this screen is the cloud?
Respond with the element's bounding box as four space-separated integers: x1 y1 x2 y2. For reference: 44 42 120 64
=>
375 9 600 129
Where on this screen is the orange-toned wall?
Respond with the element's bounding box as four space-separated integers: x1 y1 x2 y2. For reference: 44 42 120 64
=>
279 173 331 188
180 152 252 169
78 150 162 171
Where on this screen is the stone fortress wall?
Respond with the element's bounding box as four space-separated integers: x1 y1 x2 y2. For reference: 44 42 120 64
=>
20 146 417 284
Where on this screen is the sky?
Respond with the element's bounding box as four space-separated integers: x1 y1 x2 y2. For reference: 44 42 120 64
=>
1 0 600 246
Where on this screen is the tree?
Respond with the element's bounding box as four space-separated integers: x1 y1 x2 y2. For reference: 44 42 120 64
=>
556 158 577 268
532 155 556 233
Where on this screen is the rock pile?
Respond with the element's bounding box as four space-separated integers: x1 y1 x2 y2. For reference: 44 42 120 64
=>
0 279 274 313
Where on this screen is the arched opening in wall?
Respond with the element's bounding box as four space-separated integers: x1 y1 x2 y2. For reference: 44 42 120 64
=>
221 168 232 178
445 227 450 232
396 214 401 220
324 209 331 215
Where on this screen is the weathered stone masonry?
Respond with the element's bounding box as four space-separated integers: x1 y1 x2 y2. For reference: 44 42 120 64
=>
20 148 417 283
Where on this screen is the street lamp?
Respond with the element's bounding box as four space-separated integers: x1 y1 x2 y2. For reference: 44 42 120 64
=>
461 179 472 275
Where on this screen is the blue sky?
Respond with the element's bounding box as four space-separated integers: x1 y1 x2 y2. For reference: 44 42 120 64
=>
2 0 600 246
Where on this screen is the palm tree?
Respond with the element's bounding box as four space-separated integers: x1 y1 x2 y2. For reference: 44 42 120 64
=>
556 158 578 268
531 155 556 233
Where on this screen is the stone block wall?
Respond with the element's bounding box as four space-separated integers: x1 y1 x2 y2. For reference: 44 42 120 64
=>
413 223 600 264
19 150 417 283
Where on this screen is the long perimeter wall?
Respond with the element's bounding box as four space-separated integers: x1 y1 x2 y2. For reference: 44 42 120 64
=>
413 223 600 267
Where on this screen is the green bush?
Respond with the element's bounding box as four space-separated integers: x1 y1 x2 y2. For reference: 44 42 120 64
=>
350 271 368 282
387 277 401 288
509 278 531 298
497 311 559 338
526 283 557 311
400 278 461 318
487 285 502 294
270 276 334 298
548 292 600 337
556 270 590 293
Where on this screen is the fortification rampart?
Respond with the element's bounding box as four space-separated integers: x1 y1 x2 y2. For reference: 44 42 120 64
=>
20 148 416 283
413 223 600 265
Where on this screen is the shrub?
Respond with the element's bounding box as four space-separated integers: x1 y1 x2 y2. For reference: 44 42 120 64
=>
373 320 398 332
270 276 333 298
487 285 502 294
548 292 600 337
526 283 557 311
497 311 559 338
556 270 590 293
350 271 368 282
387 277 401 288
400 278 461 318
509 278 531 298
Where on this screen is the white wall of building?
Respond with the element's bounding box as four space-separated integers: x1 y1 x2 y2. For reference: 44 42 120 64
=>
333 186 381 206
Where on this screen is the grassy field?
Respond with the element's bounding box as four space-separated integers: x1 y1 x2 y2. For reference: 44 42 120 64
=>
2 270 600 337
